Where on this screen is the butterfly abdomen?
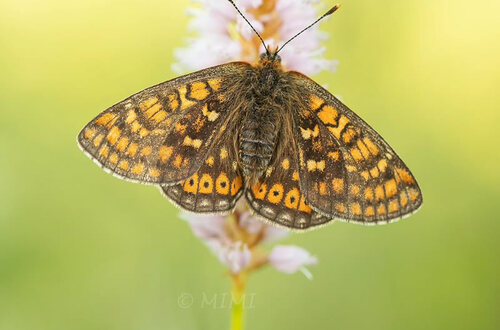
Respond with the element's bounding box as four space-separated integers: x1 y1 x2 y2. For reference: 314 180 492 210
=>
239 102 280 181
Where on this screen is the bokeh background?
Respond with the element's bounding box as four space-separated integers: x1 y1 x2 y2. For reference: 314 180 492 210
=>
1 0 499 329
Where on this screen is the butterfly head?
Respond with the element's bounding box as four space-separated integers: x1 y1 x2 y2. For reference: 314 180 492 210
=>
259 45 281 67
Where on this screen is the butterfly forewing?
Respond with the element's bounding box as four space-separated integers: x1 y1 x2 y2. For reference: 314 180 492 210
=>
77 62 250 185
288 71 423 224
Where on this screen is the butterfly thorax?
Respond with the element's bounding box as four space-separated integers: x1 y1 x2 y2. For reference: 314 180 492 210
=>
238 54 284 184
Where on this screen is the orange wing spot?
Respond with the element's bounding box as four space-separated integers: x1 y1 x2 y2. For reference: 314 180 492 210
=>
201 103 220 122
131 163 145 175
93 134 104 147
342 127 356 143
375 185 385 201
365 187 374 202
328 115 349 139
139 127 150 138
365 206 375 217
127 143 138 157
144 103 162 119
148 168 161 178
357 139 370 159
300 125 320 140
378 159 388 173
267 184 284 204
309 94 324 111
98 146 109 158
109 153 119 164
292 171 299 181
190 81 210 100
116 137 129 152
319 182 328 195
332 178 344 194
388 200 399 213
384 179 397 198
130 120 141 133
350 147 364 162
346 165 357 172
151 110 167 124
208 78 222 91
140 146 152 157
158 146 173 163
118 160 129 171
408 188 419 201
175 122 187 135
298 196 312 214
182 158 190 168
139 96 158 111
351 203 362 215
231 176 243 196
370 166 380 178
106 116 119 129
215 173 230 195
350 185 360 196
400 191 408 207
281 158 290 170
106 126 121 145
168 93 179 111
183 173 199 194
183 136 203 149
220 148 228 159
125 110 137 124
306 160 325 172
95 113 115 126
178 85 196 110
199 174 214 194
363 137 379 156
377 204 387 215
205 156 214 166
193 115 206 132
152 129 166 135
317 105 338 125
396 168 415 184
252 183 267 200
328 151 340 161
284 188 300 209
173 155 183 168
335 203 347 213
84 128 96 140
360 171 370 180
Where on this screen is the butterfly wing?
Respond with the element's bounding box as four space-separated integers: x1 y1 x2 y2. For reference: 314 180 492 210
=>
161 134 244 214
287 71 423 224
245 126 331 230
77 62 251 184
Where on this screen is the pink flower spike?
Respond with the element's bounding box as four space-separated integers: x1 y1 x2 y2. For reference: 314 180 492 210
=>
268 245 318 279
213 241 252 274
179 212 229 243
238 211 263 234
262 225 290 244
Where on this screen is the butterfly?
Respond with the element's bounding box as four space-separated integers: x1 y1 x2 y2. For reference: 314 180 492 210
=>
77 2 422 230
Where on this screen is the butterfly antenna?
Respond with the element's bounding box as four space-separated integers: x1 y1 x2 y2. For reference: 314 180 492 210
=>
277 3 341 54
227 0 269 54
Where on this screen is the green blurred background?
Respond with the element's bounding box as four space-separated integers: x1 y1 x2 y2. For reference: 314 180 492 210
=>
1 0 499 329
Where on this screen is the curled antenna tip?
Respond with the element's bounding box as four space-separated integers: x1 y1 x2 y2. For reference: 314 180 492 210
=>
326 4 342 15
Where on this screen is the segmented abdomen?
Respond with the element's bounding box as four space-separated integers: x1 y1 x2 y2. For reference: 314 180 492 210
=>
239 106 278 179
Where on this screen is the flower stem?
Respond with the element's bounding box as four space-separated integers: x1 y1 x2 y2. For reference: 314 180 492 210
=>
231 272 247 330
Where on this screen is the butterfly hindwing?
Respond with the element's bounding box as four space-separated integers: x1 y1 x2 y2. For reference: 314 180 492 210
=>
77 62 251 184
245 141 331 230
161 135 244 214
288 71 423 224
